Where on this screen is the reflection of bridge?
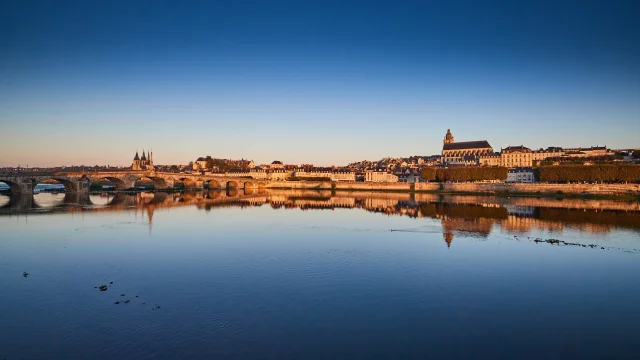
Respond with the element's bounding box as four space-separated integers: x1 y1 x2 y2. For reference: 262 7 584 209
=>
0 171 270 194
0 188 271 215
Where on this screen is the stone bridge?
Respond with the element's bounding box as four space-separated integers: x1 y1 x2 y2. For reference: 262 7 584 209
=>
0 188 269 216
0 171 270 194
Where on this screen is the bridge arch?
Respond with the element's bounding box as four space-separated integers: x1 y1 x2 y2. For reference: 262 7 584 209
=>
205 189 222 199
179 177 198 190
148 177 169 190
0 180 24 194
51 178 78 192
226 180 239 189
226 188 238 197
94 177 130 190
135 176 169 190
205 179 222 189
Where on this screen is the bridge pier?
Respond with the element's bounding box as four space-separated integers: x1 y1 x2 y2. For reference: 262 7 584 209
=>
0 178 35 194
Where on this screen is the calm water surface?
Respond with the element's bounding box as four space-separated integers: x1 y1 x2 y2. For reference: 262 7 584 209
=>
1 190 639 359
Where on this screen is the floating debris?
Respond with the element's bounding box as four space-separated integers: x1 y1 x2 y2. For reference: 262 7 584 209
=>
115 301 120 305
531 237 639 253
124 300 130 304
110 281 113 285
23 272 29 278
120 294 126 297
98 285 108 291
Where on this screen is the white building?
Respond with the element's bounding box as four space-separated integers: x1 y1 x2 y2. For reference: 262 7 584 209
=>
365 169 399 182
506 168 535 183
268 169 292 180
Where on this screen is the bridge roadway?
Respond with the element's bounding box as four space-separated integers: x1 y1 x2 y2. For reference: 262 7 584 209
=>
0 170 269 194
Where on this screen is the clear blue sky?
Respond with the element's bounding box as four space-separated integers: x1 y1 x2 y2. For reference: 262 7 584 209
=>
1 0 639 167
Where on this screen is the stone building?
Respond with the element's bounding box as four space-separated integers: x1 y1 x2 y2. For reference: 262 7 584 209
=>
397 173 417 183
479 153 501 166
564 146 611 158
441 129 493 165
292 168 355 181
331 169 356 182
365 168 399 182
132 150 154 171
532 147 564 161
224 169 268 179
267 169 292 180
194 156 213 170
293 167 332 178
270 161 285 169
501 146 532 168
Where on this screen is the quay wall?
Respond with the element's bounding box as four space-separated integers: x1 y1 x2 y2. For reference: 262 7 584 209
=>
267 180 640 195
415 182 640 195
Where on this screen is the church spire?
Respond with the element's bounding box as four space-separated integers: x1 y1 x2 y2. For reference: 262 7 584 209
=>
134 151 140 161
141 149 147 161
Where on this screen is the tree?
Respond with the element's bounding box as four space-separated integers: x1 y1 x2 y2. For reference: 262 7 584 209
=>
435 167 507 182
420 167 436 181
632 150 640 159
538 165 640 183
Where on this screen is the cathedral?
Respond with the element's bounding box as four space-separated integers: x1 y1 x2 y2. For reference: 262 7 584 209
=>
441 129 493 165
132 150 154 171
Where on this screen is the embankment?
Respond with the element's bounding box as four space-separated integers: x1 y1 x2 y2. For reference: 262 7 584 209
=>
266 181 640 197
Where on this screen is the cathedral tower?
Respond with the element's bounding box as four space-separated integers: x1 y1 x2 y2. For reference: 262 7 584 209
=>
443 129 455 144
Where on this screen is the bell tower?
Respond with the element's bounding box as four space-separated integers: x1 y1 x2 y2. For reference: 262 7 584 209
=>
132 151 141 170
443 129 454 144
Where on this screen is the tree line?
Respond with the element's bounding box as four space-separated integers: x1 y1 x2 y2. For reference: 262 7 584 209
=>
420 167 508 182
538 165 640 183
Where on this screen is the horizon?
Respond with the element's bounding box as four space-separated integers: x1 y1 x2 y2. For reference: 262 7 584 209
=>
2 0 639 167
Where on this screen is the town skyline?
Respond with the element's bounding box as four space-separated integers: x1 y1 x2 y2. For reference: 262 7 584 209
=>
1 130 636 170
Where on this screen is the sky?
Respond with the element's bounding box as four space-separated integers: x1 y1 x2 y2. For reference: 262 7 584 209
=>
1 0 639 167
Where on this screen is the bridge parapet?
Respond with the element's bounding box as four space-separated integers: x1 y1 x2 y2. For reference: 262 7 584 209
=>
0 174 90 194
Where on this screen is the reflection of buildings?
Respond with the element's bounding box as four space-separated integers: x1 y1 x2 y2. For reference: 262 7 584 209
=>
443 232 454 248
3 190 639 238
505 205 536 217
441 217 494 237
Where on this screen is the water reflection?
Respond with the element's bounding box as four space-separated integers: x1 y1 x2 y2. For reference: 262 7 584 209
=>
1 189 639 360
1 190 639 239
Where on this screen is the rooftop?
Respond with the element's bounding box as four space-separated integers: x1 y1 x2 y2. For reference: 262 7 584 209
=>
503 145 531 152
443 140 492 151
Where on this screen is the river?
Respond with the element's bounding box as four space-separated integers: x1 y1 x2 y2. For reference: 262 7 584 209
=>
1 190 639 359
